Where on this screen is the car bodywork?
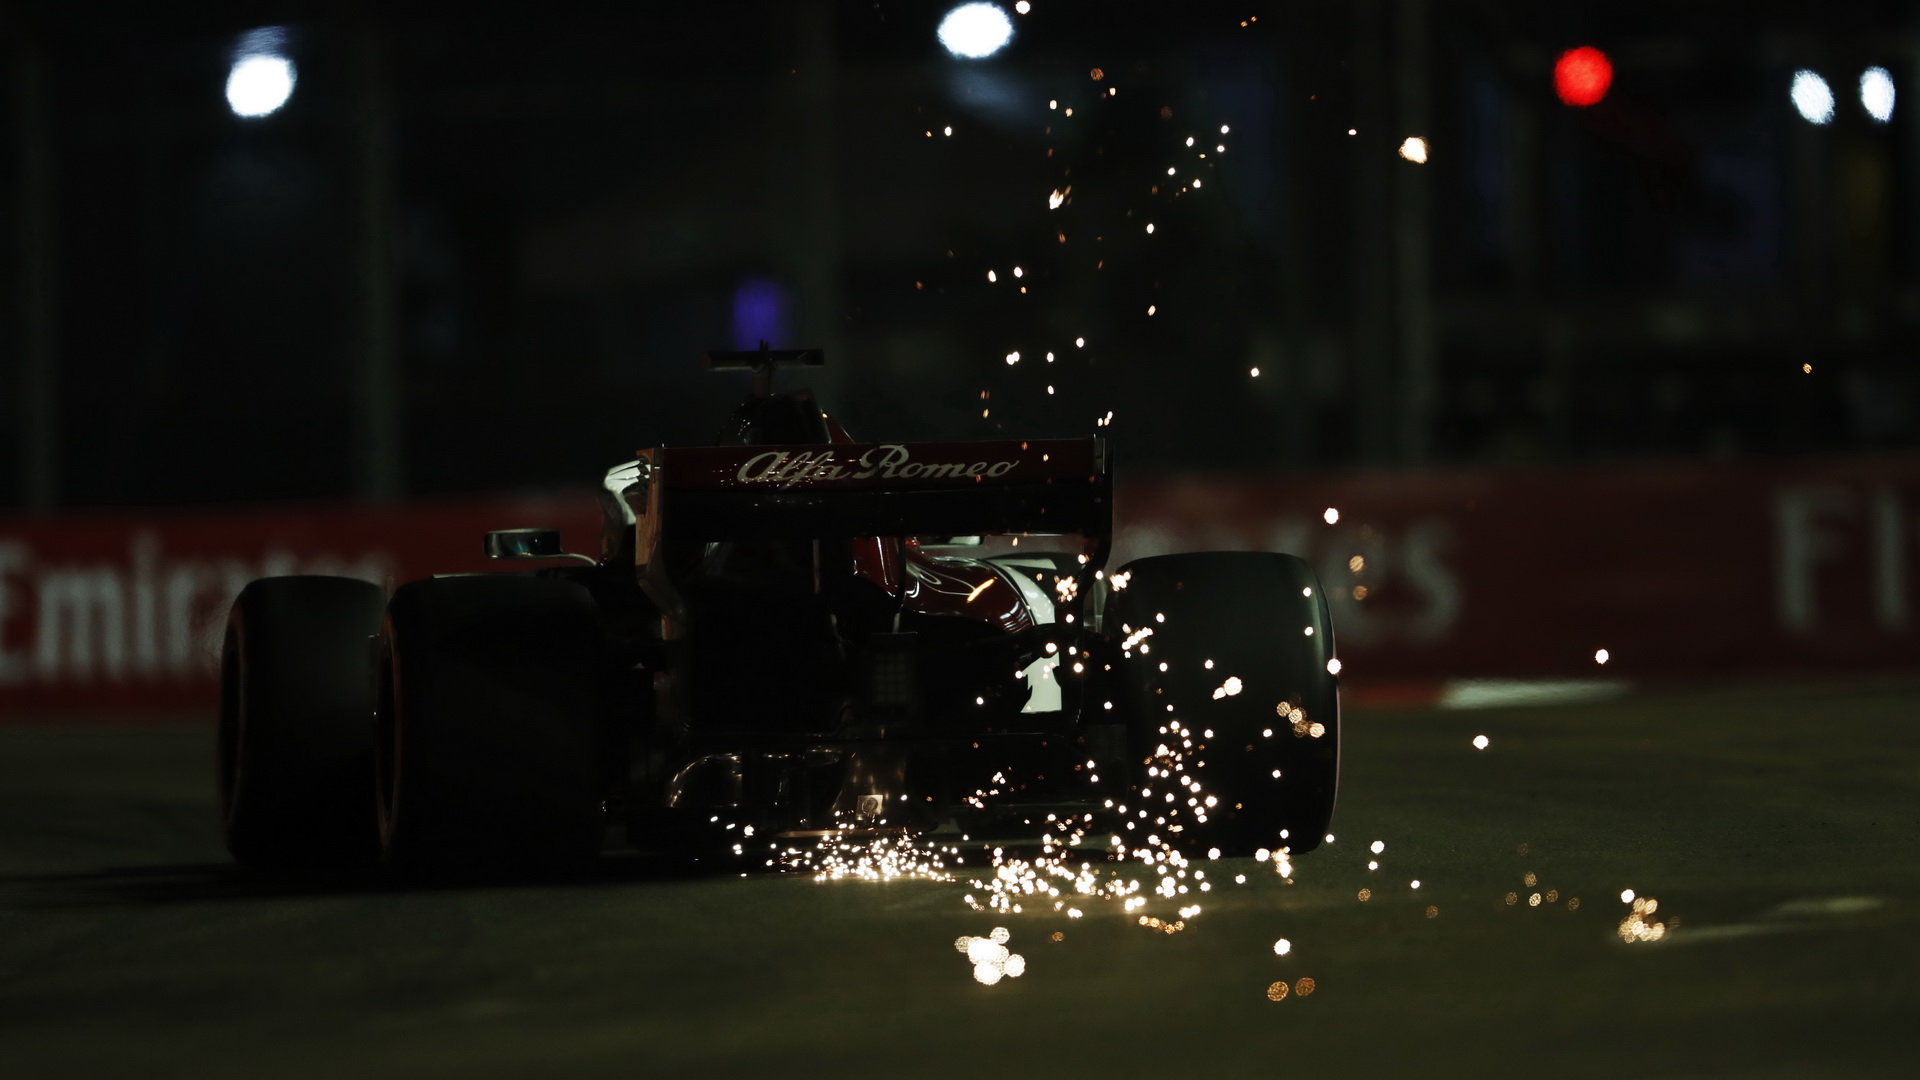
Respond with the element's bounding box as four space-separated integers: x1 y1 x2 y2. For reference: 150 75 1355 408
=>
220 348 1338 871
584 351 1118 843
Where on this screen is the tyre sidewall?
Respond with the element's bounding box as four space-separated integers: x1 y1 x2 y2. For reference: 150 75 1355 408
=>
1107 551 1339 855
220 575 385 867
378 575 609 872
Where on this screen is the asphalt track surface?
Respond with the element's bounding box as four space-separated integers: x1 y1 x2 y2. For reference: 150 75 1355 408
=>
3 681 1917 1079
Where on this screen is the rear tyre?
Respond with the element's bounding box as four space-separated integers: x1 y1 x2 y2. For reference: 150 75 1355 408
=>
377 576 609 874
1107 551 1339 855
219 576 385 868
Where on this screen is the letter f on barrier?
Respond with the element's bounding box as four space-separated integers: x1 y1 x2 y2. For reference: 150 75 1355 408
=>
1774 486 1852 634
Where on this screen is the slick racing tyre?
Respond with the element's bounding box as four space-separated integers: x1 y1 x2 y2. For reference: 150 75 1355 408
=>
377 576 609 874
1107 552 1339 856
220 575 386 869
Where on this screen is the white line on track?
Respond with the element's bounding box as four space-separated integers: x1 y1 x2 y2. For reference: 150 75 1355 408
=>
1660 896 1888 947
1439 679 1632 710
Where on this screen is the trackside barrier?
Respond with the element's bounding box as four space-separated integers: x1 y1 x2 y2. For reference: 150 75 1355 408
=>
0 495 600 714
2 453 1917 718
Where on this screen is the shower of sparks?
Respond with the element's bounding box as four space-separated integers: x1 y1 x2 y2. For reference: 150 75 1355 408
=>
779 55 1373 989
948 706 1302 941
1618 895 1670 943
779 831 958 883
956 927 1028 985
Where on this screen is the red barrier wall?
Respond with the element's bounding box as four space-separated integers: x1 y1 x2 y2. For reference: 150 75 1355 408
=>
1116 454 1920 684
0 494 600 713
3 454 1916 716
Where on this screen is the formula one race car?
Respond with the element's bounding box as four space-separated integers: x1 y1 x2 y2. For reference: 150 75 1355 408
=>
219 349 1338 873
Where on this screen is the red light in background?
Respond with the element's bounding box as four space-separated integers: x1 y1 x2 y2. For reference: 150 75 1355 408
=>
1554 46 1613 107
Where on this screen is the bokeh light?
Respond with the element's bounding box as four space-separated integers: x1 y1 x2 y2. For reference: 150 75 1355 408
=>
1860 66 1895 122
1553 46 1613 107
1792 70 1835 125
938 3 1015 59
226 53 295 119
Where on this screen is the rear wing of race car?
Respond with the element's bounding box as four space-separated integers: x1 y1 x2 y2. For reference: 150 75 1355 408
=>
622 436 1109 635
637 438 1110 542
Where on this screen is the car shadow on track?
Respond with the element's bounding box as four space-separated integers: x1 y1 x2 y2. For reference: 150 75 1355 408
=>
0 853 729 910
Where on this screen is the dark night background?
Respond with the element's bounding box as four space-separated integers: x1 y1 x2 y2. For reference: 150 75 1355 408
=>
6 10 1920 1075
4 0 1916 509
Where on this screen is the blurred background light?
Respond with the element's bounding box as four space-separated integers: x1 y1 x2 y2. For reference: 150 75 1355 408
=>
1553 46 1613 107
939 3 1014 60
1860 66 1895 123
1791 69 1835 125
226 28 295 118
731 278 793 350
1398 136 1430 164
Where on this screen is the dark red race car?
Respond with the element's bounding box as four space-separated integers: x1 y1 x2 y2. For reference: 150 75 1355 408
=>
218 349 1338 873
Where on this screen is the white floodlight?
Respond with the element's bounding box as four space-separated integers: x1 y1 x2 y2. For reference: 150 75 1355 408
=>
1791 70 1835 125
227 56 295 118
1860 66 1895 123
939 3 1014 60
227 28 295 119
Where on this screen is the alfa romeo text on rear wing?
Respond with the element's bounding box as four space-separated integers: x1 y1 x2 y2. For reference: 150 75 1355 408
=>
632 438 1110 545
